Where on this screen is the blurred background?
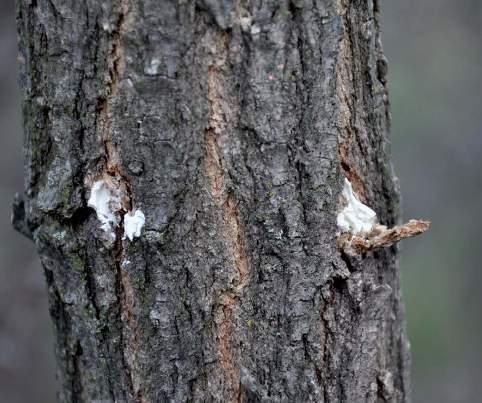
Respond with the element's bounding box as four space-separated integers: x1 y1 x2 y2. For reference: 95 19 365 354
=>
0 1 481 402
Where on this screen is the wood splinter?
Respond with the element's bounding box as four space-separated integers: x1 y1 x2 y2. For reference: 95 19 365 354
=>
339 219 430 256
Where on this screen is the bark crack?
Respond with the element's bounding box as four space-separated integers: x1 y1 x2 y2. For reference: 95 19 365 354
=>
96 8 125 173
335 11 368 201
91 1 144 400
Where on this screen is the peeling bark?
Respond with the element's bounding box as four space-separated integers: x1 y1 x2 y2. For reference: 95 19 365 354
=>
14 0 412 402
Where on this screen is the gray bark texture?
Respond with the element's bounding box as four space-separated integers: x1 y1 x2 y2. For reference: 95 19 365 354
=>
13 0 410 402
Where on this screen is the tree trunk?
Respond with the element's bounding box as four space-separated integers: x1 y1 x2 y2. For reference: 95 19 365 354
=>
14 0 410 402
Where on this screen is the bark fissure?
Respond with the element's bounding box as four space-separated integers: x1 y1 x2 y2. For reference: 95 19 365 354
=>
204 50 251 401
335 7 368 201
96 3 126 172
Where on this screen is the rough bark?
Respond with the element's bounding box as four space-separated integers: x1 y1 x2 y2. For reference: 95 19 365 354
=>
14 0 410 402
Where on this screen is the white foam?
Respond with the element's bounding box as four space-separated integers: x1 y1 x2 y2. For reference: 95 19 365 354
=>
88 180 121 237
337 178 377 234
123 209 145 241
